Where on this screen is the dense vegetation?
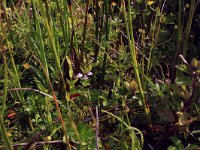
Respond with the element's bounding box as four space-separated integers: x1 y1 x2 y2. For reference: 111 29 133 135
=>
0 0 200 149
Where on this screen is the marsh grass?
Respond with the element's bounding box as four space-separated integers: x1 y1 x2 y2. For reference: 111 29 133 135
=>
0 0 200 149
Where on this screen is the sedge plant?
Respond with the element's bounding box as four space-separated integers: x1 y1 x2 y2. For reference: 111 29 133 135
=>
122 0 152 126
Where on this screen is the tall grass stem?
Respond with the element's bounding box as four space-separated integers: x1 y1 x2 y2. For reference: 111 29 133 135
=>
122 0 152 126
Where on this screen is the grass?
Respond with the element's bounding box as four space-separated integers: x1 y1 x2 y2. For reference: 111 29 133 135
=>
0 0 200 149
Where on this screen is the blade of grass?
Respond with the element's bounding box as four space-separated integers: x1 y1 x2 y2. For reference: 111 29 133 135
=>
173 0 196 80
0 5 34 131
31 55 72 149
147 0 166 75
55 0 69 58
62 0 70 57
36 0 62 77
171 0 183 81
182 0 195 57
0 32 12 150
94 0 100 62
80 0 90 62
95 106 99 150
102 110 143 150
32 0 49 76
178 0 183 46
122 0 152 126
1 51 8 116
36 0 68 99
0 115 13 150
101 0 109 81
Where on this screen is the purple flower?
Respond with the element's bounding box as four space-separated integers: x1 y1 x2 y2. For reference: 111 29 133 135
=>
75 72 93 80
87 72 93 76
75 73 83 78
83 75 89 80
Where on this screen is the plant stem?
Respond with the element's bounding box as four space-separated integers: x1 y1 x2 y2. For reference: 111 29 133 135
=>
182 0 195 57
101 0 109 81
171 0 183 81
94 0 100 62
1 52 8 116
0 115 13 150
31 55 71 149
122 0 152 126
80 0 90 62
0 46 12 150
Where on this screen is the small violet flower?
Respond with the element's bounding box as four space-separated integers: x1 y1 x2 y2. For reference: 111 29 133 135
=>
83 75 89 80
75 72 93 80
87 72 93 76
75 73 83 78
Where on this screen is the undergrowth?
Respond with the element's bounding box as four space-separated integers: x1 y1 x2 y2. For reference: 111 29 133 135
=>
0 0 200 149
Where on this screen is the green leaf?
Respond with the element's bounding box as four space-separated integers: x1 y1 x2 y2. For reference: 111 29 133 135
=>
168 84 190 100
195 69 200 75
168 136 183 150
157 107 175 122
66 56 73 80
167 146 178 150
175 77 192 86
191 58 198 68
192 130 200 134
175 64 188 73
